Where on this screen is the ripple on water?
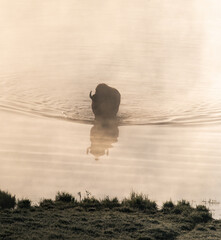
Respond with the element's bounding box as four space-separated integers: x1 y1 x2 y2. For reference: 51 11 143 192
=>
1 95 221 126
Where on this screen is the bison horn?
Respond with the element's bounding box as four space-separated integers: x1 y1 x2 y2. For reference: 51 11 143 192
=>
89 91 93 100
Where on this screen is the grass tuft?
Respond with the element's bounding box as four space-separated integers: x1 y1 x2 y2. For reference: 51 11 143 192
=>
189 205 212 224
17 199 31 209
196 205 210 212
39 199 55 208
122 192 157 212
162 200 175 213
55 192 75 203
172 200 193 214
80 197 101 209
100 196 120 209
0 190 16 209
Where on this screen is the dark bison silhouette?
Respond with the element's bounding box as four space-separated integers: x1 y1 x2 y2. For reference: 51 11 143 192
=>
89 83 121 119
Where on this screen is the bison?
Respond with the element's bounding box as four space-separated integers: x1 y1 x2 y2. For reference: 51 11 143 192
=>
89 83 121 120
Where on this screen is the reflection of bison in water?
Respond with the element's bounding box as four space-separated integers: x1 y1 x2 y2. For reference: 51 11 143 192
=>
87 120 119 160
89 83 121 119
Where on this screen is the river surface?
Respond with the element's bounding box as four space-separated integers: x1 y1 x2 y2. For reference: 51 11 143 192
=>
1 0 221 218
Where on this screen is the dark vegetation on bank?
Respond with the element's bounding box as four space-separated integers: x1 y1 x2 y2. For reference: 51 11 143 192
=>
0 190 221 240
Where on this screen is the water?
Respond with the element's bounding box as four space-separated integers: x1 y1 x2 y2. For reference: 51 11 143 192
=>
1 0 221 218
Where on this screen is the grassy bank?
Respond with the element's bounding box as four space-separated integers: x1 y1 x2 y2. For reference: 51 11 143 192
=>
0 190 221 240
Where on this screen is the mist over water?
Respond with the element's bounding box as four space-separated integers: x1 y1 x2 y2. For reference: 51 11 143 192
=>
1 0 221 218
0 0 221 125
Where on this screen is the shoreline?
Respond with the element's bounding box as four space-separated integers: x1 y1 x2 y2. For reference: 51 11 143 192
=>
1 190 221 240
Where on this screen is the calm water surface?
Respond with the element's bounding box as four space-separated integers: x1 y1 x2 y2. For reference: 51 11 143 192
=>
1 0 221 218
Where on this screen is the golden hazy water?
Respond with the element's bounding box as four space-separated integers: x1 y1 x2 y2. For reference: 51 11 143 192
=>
1 0 221 218
1 110 221 218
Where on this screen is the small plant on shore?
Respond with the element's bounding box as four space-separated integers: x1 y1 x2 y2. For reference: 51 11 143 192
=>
122 192 157 212
162 200 175 213
40 199 55 208
80 196 101 209
177 200 191 207
196 205 210 212
78 191 100 209
17 199 31 209
172 200 193 214
78 192 82 202
100 196 120 209
85 190 91 198
0 190 16 209
189 205 212 223
55 192 75 203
